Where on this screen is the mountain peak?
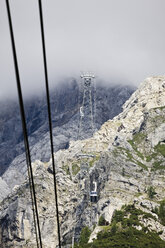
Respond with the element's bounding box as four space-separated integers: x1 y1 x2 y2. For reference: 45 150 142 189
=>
123 76 165 111
0 77 165 247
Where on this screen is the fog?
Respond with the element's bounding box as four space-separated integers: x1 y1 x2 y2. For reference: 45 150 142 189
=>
1 0 165 99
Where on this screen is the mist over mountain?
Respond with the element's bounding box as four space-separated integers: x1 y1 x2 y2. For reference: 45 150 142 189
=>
1 0 165 100
0 78 135 177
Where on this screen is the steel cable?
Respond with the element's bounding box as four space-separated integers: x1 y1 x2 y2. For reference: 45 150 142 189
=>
37 0 61 247
5 0 42 247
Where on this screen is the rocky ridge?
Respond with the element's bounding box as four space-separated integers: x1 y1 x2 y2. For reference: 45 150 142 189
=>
0 76 165 247
0 80 134 195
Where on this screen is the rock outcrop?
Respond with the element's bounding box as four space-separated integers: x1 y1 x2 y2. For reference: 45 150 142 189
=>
0 177 10 202
0 76 165 247
0 79 134 176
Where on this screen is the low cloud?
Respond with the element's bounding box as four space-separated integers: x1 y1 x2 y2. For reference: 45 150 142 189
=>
1 0 165 99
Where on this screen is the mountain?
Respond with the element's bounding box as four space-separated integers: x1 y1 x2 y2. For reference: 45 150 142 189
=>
0 79 134 192
0 79 134 177
0 76 165 247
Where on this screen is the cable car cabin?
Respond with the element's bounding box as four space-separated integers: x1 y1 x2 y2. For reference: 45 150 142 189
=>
80 106 84 117
90 191 97 203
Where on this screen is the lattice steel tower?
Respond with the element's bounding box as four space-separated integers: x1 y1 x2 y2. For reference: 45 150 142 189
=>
77 72 96 139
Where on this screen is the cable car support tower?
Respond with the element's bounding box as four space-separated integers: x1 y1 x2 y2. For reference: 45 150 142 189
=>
77 72 96 139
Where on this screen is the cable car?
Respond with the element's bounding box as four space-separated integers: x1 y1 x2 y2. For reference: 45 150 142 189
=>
80 106 84 117
90 181 97 202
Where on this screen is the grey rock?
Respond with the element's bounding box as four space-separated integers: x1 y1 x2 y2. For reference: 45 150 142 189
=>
0 76 165 247
0 177 10 202
0 79 134 176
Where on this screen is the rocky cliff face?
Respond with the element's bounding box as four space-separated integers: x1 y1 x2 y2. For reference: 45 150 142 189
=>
0 77 165 248
0 79 134 177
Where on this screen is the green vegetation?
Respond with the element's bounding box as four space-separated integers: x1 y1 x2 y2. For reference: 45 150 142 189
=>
113 118 165 172
127 133 165 171
147 186 157 199
62 164 70 175
112 147 121 157
113 146 148 171
125 149 134 161
135 192 143 197
146 153 157 162
146 143 165 171
98 216 109 226
128 133 146 160
116 147 134 161
158 200 165 225
152 206 159 215
152 200 165 225
126 135 165 172
128 141 144 159
72 163 80 175
125 149 148 171
62 153 100 178
110 222 117 234
79 227 91 245
152 161 164 171
145 143 165 171
66 153 100 178
73 227 91 247
74 204 165 248
89 154 100 168
98 216 105 226
154 143 165 157
153 106 165 111
142 212 157 221
130 133 146 145
135 160 148 170
145 143 165 170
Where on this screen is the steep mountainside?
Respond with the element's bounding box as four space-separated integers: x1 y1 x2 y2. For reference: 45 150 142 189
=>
0 77 165 248
0 79 134 176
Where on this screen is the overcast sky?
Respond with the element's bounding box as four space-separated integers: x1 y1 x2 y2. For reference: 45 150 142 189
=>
1 0 165 99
